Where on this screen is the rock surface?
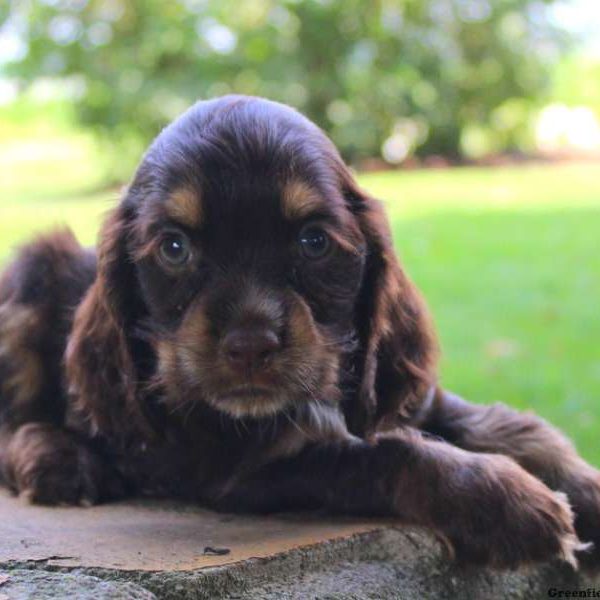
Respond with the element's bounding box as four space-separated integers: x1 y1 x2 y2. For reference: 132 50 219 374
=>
0 570 156 600
0 490 597 599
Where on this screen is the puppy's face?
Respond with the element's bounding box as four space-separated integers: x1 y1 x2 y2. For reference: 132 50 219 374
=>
127 99 368 419
68 96 436 437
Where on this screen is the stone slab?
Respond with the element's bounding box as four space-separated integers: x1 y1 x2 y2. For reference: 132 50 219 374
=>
0 490 386 572
1 489 599 599
0 570 156 600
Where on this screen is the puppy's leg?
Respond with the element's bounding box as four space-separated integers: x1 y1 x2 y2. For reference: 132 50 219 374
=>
0 231 109 504
2 422 124 505
214 429 585 569
0 229 95 428
420 389 600 567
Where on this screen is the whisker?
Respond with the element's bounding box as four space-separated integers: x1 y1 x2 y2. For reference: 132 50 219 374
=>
283 407 309 438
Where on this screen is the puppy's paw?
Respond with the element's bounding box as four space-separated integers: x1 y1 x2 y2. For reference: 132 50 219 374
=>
562 465 600 571
4 423 123 506
440 455 587 569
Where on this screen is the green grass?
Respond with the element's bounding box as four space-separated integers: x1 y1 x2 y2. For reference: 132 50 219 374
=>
362 163 600 464
0 150 599 464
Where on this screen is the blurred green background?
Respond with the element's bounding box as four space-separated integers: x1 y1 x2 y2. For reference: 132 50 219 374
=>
0 0 599 462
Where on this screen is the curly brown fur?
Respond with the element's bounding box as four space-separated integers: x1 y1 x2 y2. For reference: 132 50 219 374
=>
0 95 597 570
0 230 94 429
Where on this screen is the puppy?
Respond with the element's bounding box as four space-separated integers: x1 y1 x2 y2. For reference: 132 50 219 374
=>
0 95 599 569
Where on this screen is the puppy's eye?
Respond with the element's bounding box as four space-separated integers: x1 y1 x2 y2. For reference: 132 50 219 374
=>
298 225 330 259
159 232 191 267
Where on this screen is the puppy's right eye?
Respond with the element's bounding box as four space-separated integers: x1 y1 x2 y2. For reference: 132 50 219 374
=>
159 232 191 267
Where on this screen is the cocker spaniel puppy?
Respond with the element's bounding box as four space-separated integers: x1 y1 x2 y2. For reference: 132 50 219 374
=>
0 95 599 569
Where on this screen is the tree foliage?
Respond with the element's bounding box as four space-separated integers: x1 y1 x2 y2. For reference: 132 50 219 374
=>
2 0 569 168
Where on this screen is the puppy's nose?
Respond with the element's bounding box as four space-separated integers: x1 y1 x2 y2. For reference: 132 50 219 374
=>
222 327 281 372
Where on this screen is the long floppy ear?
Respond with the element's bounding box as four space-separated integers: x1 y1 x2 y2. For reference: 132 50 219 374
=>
65 202 152 438
344 180 439 437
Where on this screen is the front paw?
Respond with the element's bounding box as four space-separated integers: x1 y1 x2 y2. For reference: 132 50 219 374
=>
563 465 600 570
4 423 123 506
440 455 588 569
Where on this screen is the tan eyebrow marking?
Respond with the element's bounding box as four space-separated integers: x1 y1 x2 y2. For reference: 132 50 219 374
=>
164 187 203 228
281 180 326 220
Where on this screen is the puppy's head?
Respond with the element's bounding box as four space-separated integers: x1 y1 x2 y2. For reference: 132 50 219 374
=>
67 96 437 436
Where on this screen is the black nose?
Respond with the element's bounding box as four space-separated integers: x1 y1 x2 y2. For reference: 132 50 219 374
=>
222 326 281 372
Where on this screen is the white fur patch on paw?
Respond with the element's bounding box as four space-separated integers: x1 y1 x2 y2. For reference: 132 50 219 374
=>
553 491 593 569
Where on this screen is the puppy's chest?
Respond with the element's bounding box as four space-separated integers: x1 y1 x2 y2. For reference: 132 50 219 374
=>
114 431 250 500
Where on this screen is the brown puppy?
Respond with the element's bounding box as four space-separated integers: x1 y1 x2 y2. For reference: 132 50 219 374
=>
0 96 598 569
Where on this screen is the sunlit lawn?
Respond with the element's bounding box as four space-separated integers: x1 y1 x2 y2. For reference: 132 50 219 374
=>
0 133 599 464
363 163 600 465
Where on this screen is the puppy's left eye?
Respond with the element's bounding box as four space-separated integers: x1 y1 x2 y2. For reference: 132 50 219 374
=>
298 225 330 259
159 232 191 267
